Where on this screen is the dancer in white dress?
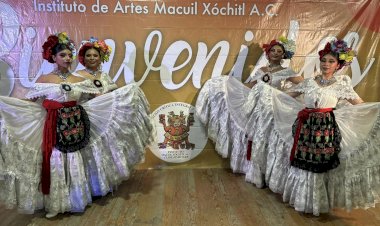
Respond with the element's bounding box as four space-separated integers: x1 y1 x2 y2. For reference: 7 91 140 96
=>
74 37 117 94
0 32 96 218
196 36 302 173
74 37 154 197
245 39 380 215
0 33 153 218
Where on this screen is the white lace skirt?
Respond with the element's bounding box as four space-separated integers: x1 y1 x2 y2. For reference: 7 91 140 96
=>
195 76 251 173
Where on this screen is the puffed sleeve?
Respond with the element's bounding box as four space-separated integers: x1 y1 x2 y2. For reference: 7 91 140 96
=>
337 75 361 100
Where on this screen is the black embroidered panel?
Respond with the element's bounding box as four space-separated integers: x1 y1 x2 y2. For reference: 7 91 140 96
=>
291 111 342 173
55 105 90 153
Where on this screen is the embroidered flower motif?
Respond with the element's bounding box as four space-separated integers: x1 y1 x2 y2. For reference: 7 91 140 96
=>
314 130 323 142
324 147 335 154
301 146 308 152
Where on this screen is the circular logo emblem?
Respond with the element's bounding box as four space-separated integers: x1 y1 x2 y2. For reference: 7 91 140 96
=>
93 79 103 88
61 84 72 92
150 102 208 163
261 73 271 83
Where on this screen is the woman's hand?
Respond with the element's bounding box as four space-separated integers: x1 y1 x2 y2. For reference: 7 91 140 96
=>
287 91 302 98
347 98 364 105
245 80 257 88
287 76 304 84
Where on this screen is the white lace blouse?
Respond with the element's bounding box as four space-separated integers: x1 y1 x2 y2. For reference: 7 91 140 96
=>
25 79 99 102
289 75 361 108
251 68 298 90
72 71 118 94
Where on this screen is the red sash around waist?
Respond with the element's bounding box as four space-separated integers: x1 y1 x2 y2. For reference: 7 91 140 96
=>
41 99 77 195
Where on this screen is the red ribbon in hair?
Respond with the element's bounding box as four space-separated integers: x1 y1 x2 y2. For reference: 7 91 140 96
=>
41 99 77 194
262 40 280 55
290 108 333 162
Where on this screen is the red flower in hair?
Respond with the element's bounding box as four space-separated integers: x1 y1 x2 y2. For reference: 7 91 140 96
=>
263 40 281 55
318 42 331 60
42 32 76 63
42 35 59 63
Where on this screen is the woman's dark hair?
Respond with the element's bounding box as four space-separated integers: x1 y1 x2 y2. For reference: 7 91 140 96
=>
52 43 72 56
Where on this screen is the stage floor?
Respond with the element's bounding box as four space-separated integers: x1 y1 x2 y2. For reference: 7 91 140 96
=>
1 168 380 226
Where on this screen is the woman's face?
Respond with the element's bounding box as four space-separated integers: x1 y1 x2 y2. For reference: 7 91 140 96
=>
52 49 73 69
268 45 284 62
320 53 340 76
84 48 101 70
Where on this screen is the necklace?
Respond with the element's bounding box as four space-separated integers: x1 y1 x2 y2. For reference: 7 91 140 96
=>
53 69 70 80
267 64 282 72
317 75 336 86
84 68 101 77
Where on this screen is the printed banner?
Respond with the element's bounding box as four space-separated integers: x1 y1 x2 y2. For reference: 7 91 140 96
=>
0 0 379 169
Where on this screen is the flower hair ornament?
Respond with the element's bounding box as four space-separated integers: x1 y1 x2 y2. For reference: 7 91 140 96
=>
42 32 76 63
262 36 296 59
78 37 112 66
318 39 356 69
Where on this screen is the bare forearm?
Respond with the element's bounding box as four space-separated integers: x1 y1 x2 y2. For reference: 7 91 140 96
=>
287 76 304 84
245 80 257 88
287 91 302 98
348 98 364 105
